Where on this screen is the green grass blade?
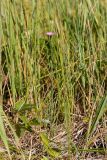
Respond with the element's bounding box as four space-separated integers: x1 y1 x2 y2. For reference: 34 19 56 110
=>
89 95 107 135
0 106 11 159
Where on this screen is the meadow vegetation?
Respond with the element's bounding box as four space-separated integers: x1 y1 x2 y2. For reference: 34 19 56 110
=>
0 0 107 159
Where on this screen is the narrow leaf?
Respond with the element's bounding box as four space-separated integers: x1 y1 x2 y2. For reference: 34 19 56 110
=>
0 106 11 159
40 133 50 147
90 95 107 135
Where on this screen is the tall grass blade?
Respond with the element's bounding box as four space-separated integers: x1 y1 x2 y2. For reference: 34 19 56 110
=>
89 95 107 136
0 107 11 159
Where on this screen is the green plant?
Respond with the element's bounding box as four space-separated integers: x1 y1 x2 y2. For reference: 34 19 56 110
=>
1 0 107 159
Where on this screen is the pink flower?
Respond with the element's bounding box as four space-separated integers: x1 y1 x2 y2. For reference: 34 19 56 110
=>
46 32 56 36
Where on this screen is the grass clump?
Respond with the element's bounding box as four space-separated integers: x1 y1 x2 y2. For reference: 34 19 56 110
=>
0 0 107 159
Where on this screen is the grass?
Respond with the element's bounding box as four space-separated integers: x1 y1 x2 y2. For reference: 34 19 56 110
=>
1 0 107 159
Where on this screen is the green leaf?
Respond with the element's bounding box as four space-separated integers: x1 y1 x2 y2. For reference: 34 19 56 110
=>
30 118 40 126
46 147 60 158
40 133 60 158
15 98 25 111
15 97 37 112
15 102 37 112
15 124 25 137
19 115 30 127
90 95 107 135
41 156 49 160
40 133 50 147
